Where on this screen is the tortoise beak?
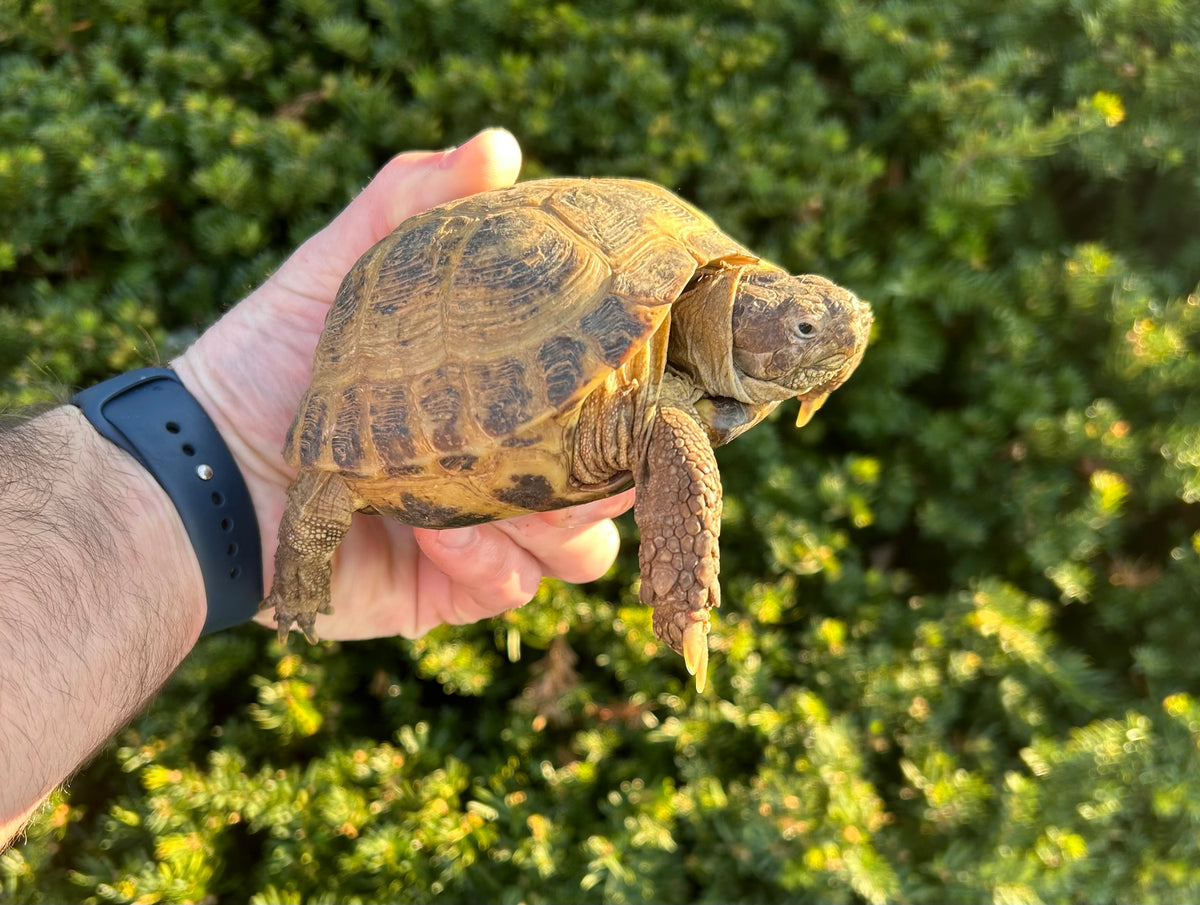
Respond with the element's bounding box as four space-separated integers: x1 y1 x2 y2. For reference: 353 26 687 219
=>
794 391 829 427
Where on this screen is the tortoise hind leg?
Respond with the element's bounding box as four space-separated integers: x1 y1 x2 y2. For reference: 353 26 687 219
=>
261 470 356 643
634 405 722 692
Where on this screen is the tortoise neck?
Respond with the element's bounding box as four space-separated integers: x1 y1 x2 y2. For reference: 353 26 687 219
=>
667 262 764 401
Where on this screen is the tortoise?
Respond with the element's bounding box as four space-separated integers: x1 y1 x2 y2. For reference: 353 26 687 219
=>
263 177 873 691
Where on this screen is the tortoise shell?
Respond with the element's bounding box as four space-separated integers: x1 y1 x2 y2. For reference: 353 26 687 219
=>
283 177 757 526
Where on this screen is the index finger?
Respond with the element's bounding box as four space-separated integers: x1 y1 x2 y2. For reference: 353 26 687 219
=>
492 489 636 584
532 488 636 529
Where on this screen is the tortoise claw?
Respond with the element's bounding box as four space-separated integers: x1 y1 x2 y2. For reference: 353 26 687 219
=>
296 612 319 645
274 612 320 645
682 620 710 693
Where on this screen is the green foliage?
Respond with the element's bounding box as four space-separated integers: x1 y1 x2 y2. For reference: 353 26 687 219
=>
3 0 1200 902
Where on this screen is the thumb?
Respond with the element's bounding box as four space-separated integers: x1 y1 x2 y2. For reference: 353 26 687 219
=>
364 127 524 246
272 127 523 303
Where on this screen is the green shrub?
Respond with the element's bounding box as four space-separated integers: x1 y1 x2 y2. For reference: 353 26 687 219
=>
3 0 1198 902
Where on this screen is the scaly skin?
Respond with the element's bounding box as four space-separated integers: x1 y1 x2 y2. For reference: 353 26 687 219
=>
633 405 721 692
262 470 355 642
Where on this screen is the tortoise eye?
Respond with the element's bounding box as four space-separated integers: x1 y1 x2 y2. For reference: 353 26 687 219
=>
795 322 816 339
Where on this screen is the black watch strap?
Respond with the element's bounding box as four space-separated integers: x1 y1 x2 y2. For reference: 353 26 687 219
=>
71 367 264 635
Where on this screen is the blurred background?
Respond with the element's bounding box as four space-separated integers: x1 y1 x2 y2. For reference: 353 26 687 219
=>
2 0 1198 902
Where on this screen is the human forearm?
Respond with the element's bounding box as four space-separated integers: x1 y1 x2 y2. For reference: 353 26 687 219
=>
0 406 205 846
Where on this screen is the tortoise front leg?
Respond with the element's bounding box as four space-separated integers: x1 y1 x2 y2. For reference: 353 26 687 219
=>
634 405 721 692
261 469 355 643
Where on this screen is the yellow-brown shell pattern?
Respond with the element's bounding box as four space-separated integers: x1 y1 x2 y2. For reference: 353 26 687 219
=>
283 178 756 525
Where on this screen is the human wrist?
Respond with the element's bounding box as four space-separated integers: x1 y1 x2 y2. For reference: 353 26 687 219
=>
172 328 288 557
56 404 210 641
70 368 265 633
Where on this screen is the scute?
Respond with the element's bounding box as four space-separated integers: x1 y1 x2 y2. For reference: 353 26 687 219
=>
330 386 365 468
287 177 759 480
580 294 657 367
472 356 536 438
416 365 466 454
367 384 417 463
496 473 574 511
536 334 590 409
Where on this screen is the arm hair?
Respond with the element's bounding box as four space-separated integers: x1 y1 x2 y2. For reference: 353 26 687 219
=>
0 407 204 846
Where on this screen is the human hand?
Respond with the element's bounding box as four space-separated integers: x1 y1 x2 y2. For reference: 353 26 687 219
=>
173 128 633 641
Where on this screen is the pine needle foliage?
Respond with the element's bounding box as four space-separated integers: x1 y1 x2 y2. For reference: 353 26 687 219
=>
3 0 1199 902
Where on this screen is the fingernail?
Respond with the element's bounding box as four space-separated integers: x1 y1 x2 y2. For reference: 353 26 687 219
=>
441 128 485 162
442 127 506 162
439 526 478 548
434 144 462 169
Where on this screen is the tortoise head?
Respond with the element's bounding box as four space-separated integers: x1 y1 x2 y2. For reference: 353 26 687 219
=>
669 264 872 432
728 268 873 425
